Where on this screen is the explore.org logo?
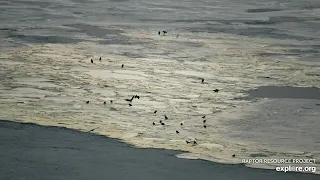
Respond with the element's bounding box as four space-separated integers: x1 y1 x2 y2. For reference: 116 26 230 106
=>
242 158 317 173
276 166 316 173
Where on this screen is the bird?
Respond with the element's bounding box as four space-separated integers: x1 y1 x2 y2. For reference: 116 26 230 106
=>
193 141 197 145
91 59 93 63
203 120 206 123
232 154 236 158
88 128 97 132
163 31 167 34
152 122 155 125
176 130 179 134
161 122 165 125
103 101 106 105
180 122 183 126
110 100 113 103
201 78 204 83
202 115 206 118
86 101 89 104
186 140 191 144
204 125 207 128
129 103 132 106
121 64 124 68
159 120 162 123
154 110 157 114
213 89 219 93
99 57 101 61
125 96 134 102
158 31 160 35
164 115 168 120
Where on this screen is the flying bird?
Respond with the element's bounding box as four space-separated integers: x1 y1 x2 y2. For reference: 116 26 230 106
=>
125 96 134 102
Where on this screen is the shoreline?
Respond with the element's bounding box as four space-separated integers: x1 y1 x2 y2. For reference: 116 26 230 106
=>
1 43 319 177
0 119 319 179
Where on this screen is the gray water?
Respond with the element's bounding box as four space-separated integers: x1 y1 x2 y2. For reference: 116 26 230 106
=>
0 0 320 175
1 120 319 180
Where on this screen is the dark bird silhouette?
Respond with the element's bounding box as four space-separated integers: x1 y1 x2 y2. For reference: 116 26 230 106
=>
125 96 134 102
110 100 113 103
204 125 207 128
160 120 162 123
99 57 101 61
86 101 89 104
158 31 160 35
163 31 167 34
213 89 219 93
186 140 191 144
134 95 140 99
164 115 168 120
121 64 124 68
91 59 93 63
103 101 106 105
203 120 206 123
176 130 179 134
161 122 165 125
88 128 97 132
202 115 206 118
129 103 132 106
232 154 236 158
154 110 157 114
193 141 197 145
180 122 183 126
201 78 204 83
153 122 155 125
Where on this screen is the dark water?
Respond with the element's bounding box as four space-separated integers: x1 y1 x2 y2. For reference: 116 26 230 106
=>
0 120 318 180
247 86 320 100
